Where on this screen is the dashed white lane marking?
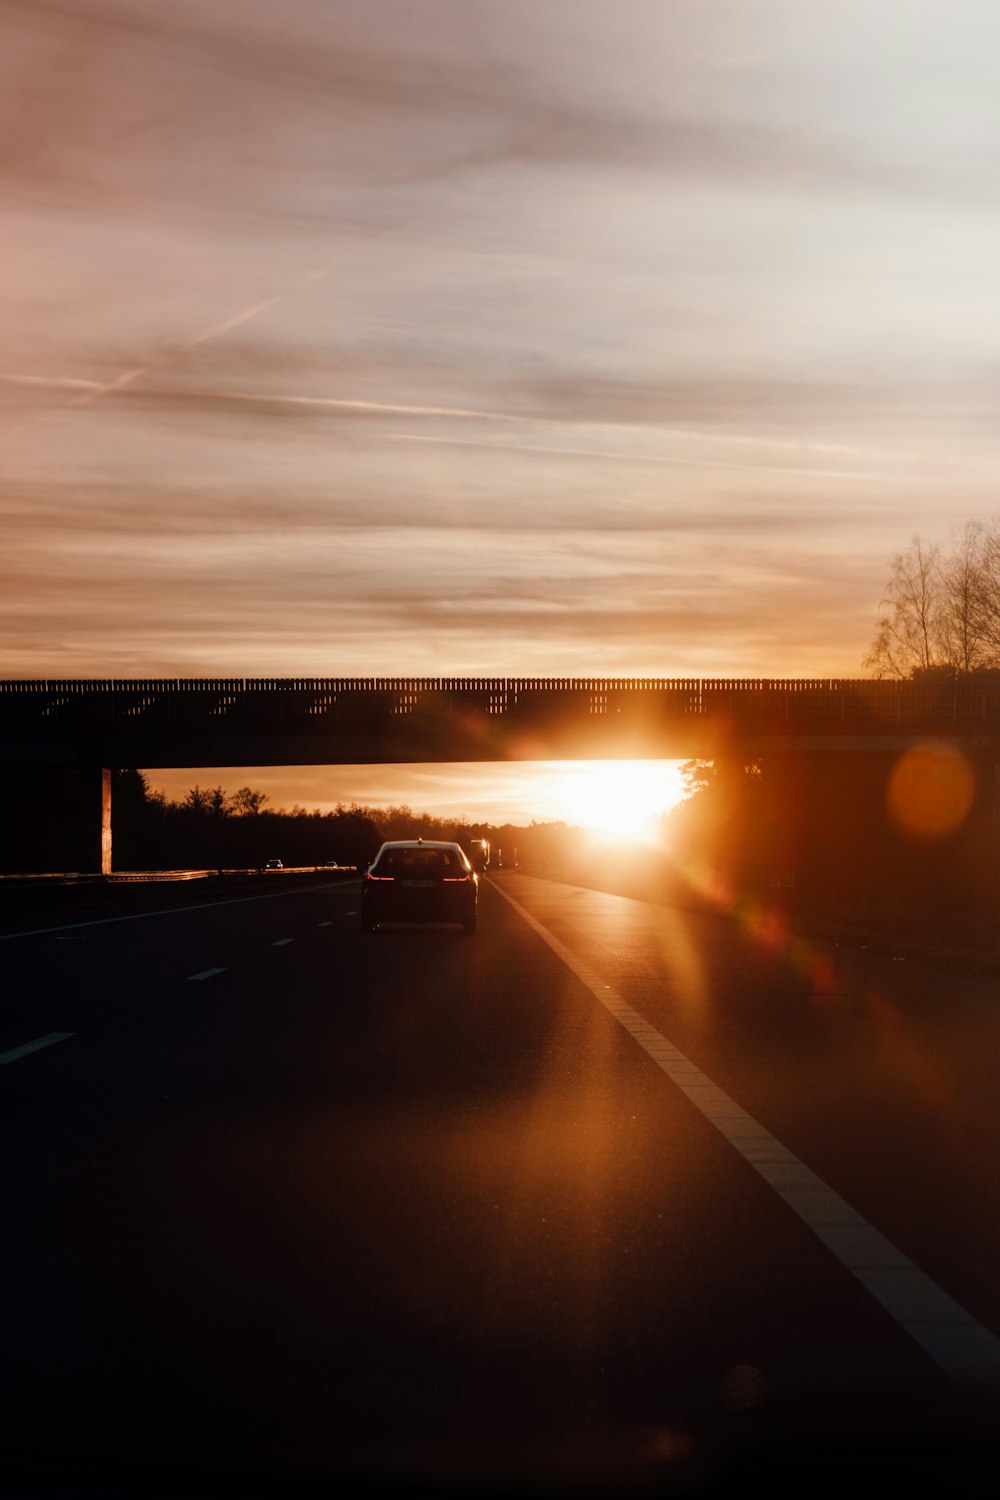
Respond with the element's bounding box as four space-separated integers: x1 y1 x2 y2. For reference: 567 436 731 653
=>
187 968 226 982
272 938 293 947
0 1032 74 1066
0 882 355 942
491 879 1000 1389
317 921 332 927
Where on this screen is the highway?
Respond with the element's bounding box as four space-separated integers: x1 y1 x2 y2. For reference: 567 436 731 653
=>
3 872 1000 1495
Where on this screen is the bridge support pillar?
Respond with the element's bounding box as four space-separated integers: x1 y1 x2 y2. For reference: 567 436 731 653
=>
0 765 111 875
81 766 112 875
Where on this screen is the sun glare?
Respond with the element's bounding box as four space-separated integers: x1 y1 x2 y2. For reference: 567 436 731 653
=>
550 762 687 841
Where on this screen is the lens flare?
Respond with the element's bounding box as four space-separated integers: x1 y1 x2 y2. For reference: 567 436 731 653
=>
887 743 975 839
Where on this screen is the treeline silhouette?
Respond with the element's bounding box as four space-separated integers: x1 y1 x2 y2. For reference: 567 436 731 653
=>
111 771 567 873
111 771 379 869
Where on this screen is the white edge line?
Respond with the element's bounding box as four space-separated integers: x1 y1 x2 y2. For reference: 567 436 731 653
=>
0 1032 75 1066
490 878 1000 1389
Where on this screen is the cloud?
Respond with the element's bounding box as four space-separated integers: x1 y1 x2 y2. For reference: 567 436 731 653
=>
0 0 522 217
60 269 336 424
0 473 883 682
0 374 101 392
3 351 945 463
381 431 895 485
2 0 989 229
0 463 888 543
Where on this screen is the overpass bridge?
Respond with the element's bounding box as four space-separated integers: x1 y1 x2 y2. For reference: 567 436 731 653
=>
5 675 1000 766
3 676 1000 872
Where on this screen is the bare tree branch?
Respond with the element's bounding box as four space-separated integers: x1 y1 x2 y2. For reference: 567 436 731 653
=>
864 534 944 678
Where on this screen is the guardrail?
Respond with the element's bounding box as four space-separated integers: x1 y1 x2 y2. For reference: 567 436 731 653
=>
0 866 357 885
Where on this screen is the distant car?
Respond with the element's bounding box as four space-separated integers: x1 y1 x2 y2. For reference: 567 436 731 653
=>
468 838 490 870
360 839 477 934
264 858 283 870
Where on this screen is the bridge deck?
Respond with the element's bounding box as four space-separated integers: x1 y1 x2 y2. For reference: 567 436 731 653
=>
3 678 1000 764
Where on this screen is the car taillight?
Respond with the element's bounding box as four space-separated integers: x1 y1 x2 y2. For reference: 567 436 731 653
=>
442 874 471 882
366 872 395 881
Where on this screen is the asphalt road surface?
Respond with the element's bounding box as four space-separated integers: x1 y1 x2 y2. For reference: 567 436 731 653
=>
3 872 1000 1496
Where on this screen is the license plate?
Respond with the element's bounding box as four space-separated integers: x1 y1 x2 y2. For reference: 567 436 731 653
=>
401 879 435 888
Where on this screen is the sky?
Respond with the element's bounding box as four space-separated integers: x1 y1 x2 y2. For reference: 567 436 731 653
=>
147 758 688 830
4 1 1000 819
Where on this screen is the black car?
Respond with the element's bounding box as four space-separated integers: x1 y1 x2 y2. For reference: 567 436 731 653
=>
360 839 478 934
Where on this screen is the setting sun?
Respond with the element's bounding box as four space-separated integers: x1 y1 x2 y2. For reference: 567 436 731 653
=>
549 761 687 841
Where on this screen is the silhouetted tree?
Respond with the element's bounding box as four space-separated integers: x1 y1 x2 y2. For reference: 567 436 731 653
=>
939 520 992 672
865 533 944 678
865 521 1000 677
230 786 269 816
181 786 213 815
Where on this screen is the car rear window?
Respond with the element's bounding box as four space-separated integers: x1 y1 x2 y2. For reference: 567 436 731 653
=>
375 848 465 874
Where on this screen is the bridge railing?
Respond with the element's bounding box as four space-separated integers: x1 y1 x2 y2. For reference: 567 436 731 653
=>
5 677 1000 738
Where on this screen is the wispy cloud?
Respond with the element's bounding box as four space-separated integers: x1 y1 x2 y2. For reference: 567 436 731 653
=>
0 361 969 472
2 0 991 231
382 431 901 485
0 374 102 392
66 267 333 411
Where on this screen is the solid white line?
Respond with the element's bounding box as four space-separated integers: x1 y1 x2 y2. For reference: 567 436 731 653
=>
187 968 226 982
0 882 348 942
0 1032 75 1066
491 879 1000 1389
271 938 293 947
